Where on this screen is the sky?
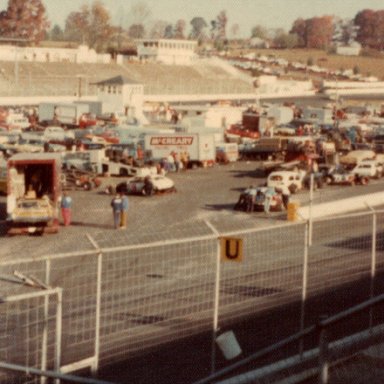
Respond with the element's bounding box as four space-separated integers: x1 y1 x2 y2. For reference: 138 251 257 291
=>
0 0 384 37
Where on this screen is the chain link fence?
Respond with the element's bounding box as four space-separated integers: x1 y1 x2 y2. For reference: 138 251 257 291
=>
0 210 383 383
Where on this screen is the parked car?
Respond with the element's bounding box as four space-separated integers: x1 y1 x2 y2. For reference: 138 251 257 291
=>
61 169 101 191
113 175 175 196
10 196 54 224
234 186 284 212
352 160 383 179
267 170 304 194
43 126 75 141
319 164 369 186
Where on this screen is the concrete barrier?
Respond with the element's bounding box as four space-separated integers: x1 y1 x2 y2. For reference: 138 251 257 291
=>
297 192 384 220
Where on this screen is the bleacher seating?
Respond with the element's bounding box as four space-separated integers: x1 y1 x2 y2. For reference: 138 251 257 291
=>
0 58 254 98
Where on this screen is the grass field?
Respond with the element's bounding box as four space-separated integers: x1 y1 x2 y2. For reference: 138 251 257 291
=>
244 48 384 80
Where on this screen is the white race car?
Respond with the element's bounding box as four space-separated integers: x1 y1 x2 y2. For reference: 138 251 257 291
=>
114 175 175 196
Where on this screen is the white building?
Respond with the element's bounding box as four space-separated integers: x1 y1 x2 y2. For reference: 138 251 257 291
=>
135 39 197 65
336 43 361 56
95 75 146 122
0 44 111 64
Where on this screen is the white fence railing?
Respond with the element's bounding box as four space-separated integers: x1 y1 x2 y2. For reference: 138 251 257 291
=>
0 210 383 382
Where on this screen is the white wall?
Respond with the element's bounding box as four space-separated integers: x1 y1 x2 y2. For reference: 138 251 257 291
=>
0 44 111 64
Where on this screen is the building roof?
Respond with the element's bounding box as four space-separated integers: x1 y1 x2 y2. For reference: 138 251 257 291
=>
94 75 141 86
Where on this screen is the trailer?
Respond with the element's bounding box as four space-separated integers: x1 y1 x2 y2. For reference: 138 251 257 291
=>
6 153 62 235
38 102 95 128
144 133 216 168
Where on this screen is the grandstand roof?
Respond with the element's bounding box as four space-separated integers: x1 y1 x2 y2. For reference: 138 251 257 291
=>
93 75 141 86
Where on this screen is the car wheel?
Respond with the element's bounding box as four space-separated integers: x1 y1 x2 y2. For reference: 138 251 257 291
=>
289 184 297 194
105 185 114 195
119 168 128 176
83 181 92 191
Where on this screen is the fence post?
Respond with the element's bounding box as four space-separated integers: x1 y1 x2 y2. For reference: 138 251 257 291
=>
300 222 309 357
40 258 51 384
205 220 221 375
54 288 63 384
370 208 377 331
86 234 103 375
318 315 329 384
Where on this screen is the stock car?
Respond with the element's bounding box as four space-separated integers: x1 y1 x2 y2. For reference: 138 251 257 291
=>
114 175 175 196
234 186 284 212
9 196 54 224
319 164 369 186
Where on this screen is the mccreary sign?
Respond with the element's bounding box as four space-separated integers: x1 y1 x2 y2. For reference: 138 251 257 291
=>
150 136 194 146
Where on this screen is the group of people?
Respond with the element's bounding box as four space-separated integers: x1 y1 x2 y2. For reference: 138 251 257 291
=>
59 191 130 230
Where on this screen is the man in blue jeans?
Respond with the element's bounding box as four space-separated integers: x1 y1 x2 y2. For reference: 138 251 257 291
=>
110 193 122 229
120 195 129 229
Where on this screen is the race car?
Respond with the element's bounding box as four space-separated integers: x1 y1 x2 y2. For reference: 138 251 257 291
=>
113 175 175 196
234 186 284 212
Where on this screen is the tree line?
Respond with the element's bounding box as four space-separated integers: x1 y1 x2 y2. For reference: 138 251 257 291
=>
0 0 384 52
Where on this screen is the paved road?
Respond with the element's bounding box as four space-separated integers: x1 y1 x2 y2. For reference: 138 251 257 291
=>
1 160 384 384
1 160 383 259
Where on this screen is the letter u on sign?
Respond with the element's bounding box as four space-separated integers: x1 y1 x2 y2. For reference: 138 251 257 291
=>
220 237 243 262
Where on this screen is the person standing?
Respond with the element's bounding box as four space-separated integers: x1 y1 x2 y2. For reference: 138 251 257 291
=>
111 193 122 229
120 194 129 229
61 191 72 226
280 184 291 210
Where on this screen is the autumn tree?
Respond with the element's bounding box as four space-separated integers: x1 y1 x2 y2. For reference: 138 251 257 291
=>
149 20 168 38
290 15 334 49
126 1 151 40
64 1 113 51
251 25 268 39
49 24 64 41
290 18 307 47
306 16 334 49
272 28 298 48
174 19 186 39
164 24 173 38
64 5 89 43
333 17 358 45
216 10 227 41
189 16 208 42
0 0 50 44
355 9 384 50
128 24 145 39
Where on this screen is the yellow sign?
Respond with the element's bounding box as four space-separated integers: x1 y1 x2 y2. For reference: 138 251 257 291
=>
220 237 243 262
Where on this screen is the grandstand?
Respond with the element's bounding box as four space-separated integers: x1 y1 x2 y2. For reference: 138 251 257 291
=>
0 57 255 99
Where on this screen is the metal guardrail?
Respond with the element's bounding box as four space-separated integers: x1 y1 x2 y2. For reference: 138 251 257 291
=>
194 293 384 384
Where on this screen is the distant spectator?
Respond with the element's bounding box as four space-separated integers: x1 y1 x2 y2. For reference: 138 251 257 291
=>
60 191 73 226
110 193 122 229
120 195 129 229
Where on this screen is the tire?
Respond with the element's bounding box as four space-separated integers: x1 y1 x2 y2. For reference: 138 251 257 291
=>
83 181 92 191
119 168 128 176
105 185 114 195
288 184 297 194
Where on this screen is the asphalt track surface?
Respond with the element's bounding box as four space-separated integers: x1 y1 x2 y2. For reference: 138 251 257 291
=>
1 161 384 384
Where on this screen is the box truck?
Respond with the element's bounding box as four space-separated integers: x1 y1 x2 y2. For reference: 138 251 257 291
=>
6 153 62 235
38 102 95 128
144 133 216 168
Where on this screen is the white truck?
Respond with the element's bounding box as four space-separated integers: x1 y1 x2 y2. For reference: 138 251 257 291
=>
144 133 216 168
38 102 92 128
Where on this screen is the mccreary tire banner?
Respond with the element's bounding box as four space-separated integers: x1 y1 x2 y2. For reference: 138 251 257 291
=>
150 136 194 146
